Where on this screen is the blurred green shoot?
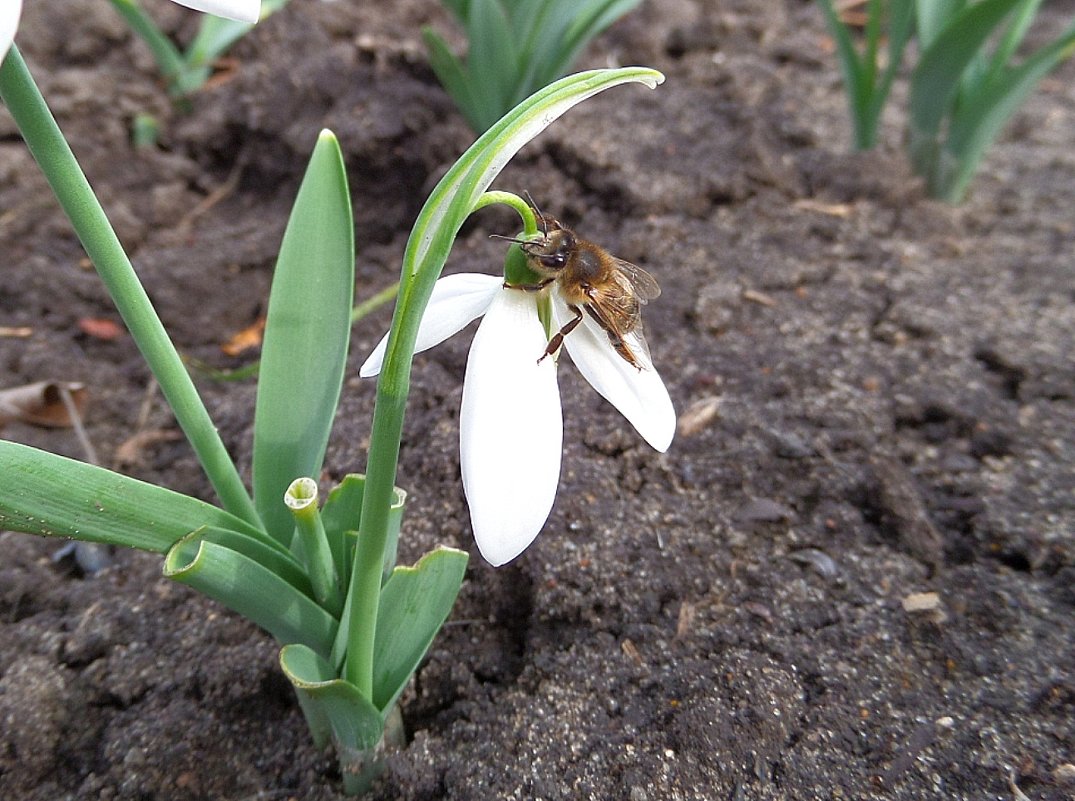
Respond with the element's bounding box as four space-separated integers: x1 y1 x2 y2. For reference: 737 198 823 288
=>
816 0 913 150
818 0 1075 202
0 41 661 793
107 0 288 97
909 0 1075 202
424 0 642 133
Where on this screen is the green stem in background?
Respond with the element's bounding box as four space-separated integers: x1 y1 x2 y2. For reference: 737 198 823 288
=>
343 191 533 695
105 0 188 95
0 46 261 531
187 280 401 384
350 280 401 325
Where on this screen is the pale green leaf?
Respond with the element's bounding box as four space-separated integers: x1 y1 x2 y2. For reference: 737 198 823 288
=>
320 474 406 585
423 27 485 132
372 547 468 712
0 440 272 553
910 0 1018 140
252 131 355 544
466 0 517 127
915 0 966 49
165 531 338 658
939 21 1075 201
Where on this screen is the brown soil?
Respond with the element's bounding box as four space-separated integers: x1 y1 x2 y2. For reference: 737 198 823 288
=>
2 0 1073 799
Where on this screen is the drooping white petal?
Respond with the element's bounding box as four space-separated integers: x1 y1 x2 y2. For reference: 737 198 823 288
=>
359 273 502 377
1 0 22 64
169 0 260 23
461 289 562 566
555 297 676 453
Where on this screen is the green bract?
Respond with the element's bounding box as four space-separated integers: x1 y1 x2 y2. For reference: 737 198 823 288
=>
425 0 643 132
817 0 1075 202
0 44 663 794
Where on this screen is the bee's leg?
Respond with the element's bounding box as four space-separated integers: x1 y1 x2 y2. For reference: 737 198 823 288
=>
538 304 584 364
504 278 554 292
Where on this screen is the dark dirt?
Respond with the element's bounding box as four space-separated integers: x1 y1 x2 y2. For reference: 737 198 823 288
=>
2 0 1073 799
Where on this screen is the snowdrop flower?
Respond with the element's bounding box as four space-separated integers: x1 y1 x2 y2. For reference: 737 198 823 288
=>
360 273 675 566
1 0 259 64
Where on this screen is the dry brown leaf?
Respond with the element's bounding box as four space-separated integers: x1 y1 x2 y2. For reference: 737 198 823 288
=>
221 317 266 356
114 429 184 467
0 381 88 428
677 396 721 437
78 317 124 341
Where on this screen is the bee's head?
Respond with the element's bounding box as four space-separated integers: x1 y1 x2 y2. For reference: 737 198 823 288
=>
523 221 575 274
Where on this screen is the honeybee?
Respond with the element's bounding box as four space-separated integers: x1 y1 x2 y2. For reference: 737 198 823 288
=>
500 201 661 370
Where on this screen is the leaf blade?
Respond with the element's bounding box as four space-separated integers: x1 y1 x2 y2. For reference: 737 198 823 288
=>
371 547 468 712
0 440 271 553
165 533 338 658
252 131 355 544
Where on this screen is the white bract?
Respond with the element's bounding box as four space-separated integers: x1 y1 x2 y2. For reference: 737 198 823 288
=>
1 0 259 64
360 273 675 566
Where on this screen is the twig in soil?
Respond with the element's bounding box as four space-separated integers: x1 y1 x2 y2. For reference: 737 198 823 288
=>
1008 767 1032 801
134 376 160 432
58 384 99 467
178 160 243 234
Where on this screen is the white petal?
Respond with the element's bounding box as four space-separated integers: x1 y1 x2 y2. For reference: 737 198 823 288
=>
359 273 501 377
168 0 260 23
461 289 562 566
1 0 22 64
555 298 676 452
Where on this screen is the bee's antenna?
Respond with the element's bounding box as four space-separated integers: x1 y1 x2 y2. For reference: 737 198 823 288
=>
522 190 548 236
489 233 529 246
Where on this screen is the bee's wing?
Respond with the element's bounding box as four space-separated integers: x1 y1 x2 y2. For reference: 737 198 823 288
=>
585 282 654 370
611 258 661 302
624 319 654 369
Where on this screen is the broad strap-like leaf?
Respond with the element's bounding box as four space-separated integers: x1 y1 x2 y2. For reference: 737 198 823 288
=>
465 0 517 131
320 474 406 586
939 20 1075 201
320 473 367 580
165 531 338 658
252 131 355 544
915 0 967 49
0 440 273 553
371 547 468 712
194 524 313 598
553 0 644 88
423 27 485 133
984 0 1043 81
909 0 1018 141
